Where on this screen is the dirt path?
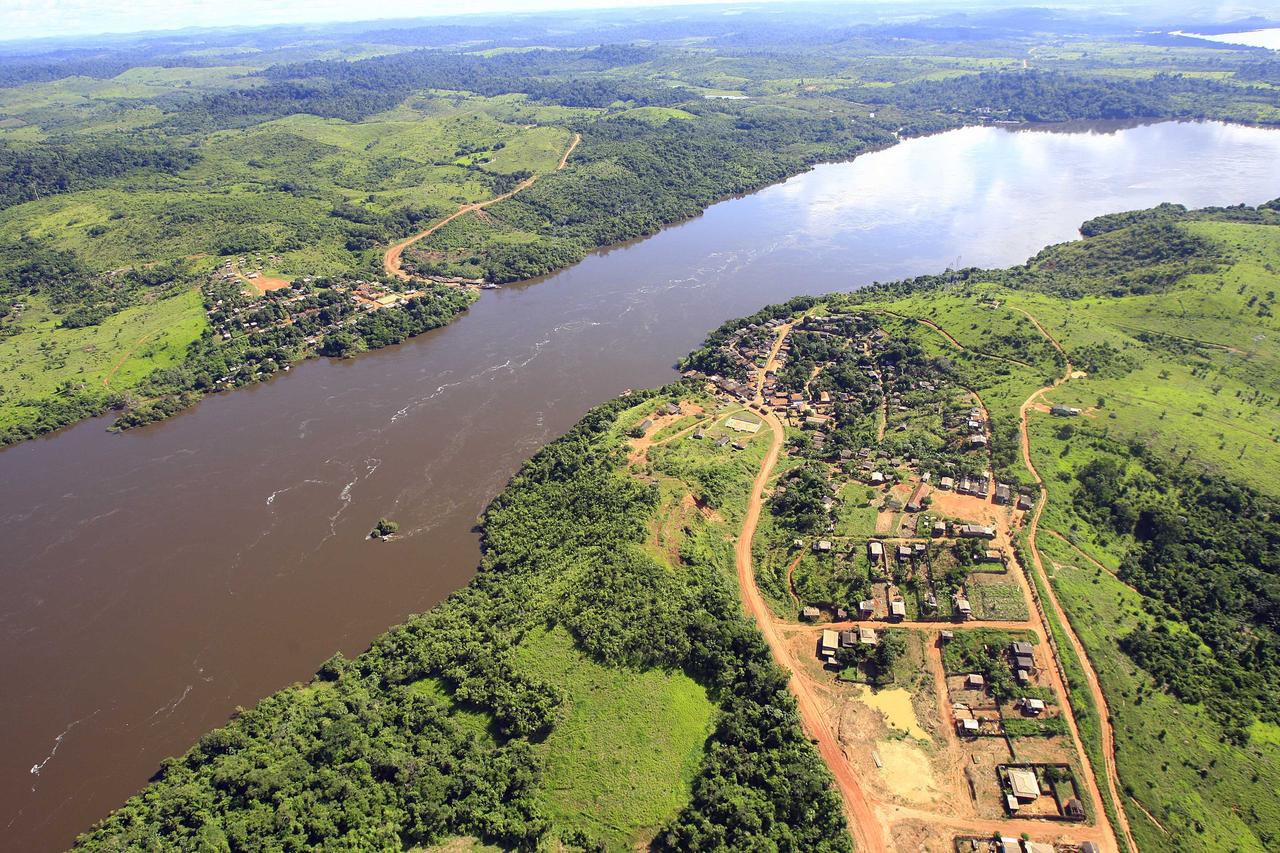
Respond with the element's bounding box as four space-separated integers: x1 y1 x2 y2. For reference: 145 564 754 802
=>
383 132 581 282
1017 310 1137 853
1105 321 1248 356
784 553 803 610
736 404 885 853
878 310 1033 368
557 132 581 169
102 331 157 388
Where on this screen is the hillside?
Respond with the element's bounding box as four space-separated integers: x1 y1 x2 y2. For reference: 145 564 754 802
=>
4 7 1280 445
680 200 1280 851
72 204 1280 851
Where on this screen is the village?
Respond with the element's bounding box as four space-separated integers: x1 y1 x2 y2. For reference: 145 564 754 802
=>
623 306 1119 853
199 260 435 387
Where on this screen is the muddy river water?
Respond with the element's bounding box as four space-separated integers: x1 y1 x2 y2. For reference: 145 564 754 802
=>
3 119 1280 850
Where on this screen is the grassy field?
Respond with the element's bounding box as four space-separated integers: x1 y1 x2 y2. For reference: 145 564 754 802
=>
1025 374 1280 851
512 626 715 850
0 289 205 429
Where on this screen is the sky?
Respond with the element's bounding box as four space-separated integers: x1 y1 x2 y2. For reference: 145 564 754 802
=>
1 0 769 43
3 0 1271 44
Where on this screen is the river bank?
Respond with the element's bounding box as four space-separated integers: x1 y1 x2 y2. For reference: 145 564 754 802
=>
4 120 1280 851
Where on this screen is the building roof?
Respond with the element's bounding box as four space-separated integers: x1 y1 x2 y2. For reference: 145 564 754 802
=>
1007 767 1040 801
821 629 840 650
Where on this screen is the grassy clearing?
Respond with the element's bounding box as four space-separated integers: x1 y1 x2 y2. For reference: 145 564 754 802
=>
0 289 205 428
513 625 715 851
1028 415 1280 852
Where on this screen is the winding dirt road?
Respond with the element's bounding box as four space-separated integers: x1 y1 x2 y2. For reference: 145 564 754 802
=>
736 404 885 853
383 132 581 281
1016 310 1138 853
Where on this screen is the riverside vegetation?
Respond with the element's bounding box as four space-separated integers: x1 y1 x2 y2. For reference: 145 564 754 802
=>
4 3 1280 444
74 203 1280 850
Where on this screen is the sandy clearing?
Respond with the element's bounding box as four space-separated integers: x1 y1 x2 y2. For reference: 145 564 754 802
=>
875 739 939 803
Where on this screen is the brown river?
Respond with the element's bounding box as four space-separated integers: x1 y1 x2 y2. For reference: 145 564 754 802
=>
3 120 1280 850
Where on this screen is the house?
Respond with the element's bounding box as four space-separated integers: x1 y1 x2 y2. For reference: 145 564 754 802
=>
897 544 912 561
968 434 988 448
1015 653 1036 672
890 599 907 620
859 599 876 617
869 471 885 484
1020 697 1046 716
994 483 1011 504
725 415 762 434
1050 405 1081 417
805 416 826 429
1017 493 1034 511
1011 641 1034 657
939 630 954 642
1024 842 1055 853
1005 794 1021 813
868 541 884 559
731 441 746 451
939 476 956 491
1017 668 1031 685
966 673 985 690
715 436 730 447
637 418 654 433
663 402 680 415
1064 798 1086 820
839 630 856 648
820 629 840 657
858 626 878 645
998 838 1022 853
932 520 946 538
1007 767 1041 801
814 540 833 552
982 549 1004 564
802 606 821 621
956 597 973 619
957 524 996 539
1080 843 1101 853
693 430 706 439
959 717 980 734
905 483 929 512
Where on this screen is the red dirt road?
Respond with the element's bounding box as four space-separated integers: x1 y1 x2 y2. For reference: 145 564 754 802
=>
735 404 886 853
1017 310 1137 853
383 132 581 281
